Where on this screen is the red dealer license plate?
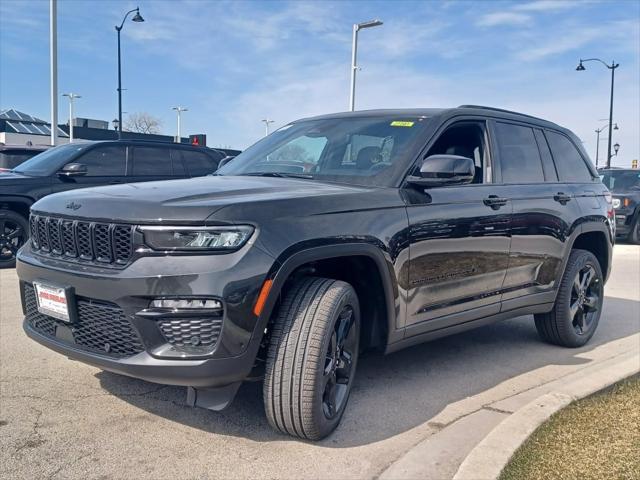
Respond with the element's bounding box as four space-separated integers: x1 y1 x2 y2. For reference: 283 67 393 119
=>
34 282 71 323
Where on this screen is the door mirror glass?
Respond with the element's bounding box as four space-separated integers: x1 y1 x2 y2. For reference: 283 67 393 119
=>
58 162 88 177
407 154 475 187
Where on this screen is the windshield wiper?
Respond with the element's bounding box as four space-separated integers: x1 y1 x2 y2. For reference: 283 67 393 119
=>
241 172 314 179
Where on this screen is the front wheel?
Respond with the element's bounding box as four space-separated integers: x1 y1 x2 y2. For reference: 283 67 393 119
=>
0 210 29 268
535 249 604 348
264 277 360 440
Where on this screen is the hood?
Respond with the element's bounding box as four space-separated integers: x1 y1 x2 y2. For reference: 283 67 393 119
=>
0 171 38 184
31 175 385 224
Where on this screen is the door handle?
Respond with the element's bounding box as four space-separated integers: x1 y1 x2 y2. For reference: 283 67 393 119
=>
483 195 508 210
553 192 572 204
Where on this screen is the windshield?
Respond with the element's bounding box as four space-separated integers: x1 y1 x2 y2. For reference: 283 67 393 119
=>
13 143 90 176
600 170 640 192
217 115 430 187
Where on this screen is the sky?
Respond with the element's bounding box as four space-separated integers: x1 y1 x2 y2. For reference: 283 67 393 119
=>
1 0 639 166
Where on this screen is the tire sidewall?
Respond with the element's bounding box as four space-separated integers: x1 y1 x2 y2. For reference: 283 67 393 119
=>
559 252 603 345
311 286 360 439
0 210 28 268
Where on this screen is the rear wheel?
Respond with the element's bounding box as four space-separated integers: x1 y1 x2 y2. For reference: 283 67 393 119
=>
0 210 28 268
535 249 603 348
264 277 360 440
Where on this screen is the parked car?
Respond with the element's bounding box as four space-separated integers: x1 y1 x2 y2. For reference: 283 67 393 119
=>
0 144 49 171
599 168 640 243
17 106 613 440
0 140 225 267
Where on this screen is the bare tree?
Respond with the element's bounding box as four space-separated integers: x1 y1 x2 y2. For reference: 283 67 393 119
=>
123 112 162 134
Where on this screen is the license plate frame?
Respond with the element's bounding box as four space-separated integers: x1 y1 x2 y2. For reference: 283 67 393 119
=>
33 281 76 323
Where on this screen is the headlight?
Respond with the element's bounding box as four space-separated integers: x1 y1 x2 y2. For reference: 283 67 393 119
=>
612 198 621 209
140 225 254 251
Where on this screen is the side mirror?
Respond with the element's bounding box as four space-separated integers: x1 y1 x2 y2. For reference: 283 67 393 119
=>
58 163 88 177
217 156 235 169
407 154 475 187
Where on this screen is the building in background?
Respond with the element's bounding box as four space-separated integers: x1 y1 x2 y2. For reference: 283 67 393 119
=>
1 108 240 157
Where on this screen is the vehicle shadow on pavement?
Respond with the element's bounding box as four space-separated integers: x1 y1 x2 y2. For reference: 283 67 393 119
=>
97 295 639 447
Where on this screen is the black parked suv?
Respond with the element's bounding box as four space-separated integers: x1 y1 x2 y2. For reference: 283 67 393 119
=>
17 106 613 440
600 168 640 243
1 140 224 267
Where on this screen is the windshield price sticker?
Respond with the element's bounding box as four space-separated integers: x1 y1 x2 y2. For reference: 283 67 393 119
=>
390 121 415 127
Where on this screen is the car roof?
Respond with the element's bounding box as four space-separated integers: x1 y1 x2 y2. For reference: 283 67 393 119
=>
0 144 49 151
72 139 220 152
295 105 566 131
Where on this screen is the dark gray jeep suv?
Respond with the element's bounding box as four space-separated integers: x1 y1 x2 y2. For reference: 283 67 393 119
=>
17 106 614 440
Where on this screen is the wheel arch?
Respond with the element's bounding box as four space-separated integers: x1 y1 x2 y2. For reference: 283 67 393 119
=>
0 196 34 220
568 221 613 283
257 243 398 351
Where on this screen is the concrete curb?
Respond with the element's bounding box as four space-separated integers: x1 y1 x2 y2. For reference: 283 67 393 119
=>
453 354 640 480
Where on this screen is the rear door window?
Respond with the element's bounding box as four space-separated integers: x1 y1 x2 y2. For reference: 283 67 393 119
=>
76 145 126 176
181 150 218 176
494 122 545 183
545 131 594 183
131 147 172 176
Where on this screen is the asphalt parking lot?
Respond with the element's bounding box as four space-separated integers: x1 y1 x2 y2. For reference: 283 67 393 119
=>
1 244 638 480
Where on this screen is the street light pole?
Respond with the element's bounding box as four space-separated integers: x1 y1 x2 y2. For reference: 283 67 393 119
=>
62 93 81 142
576 58 619 168
115 7 144 140
349 19 383 111
594 121 618 168
50 0 58 146
172 107 188 143
261 119 274 136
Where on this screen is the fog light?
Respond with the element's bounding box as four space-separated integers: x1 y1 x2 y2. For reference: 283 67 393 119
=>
150 298 222 310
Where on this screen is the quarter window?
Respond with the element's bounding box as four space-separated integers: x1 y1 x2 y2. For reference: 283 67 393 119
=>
495 122 545 184
545 131 594 183
182 150 218 176
77 146 126 176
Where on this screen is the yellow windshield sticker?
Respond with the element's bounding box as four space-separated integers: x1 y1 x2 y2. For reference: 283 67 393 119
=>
390 121 414 127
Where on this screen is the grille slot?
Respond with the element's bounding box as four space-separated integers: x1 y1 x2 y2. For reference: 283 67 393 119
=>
158 317 223 350
23 284 144 358
29 215 134 266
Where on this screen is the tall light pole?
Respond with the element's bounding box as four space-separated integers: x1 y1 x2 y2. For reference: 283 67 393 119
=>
576 58 619 168
116 6 144 140
349 19 383 111
62 93 81 142
50 0 58 146
261 119 274 136
594 121 618 168
172 106 188 143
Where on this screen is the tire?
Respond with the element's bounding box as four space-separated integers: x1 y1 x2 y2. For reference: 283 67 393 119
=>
0 210 29 269
627 214 640 244
263 277 360 440
534 249 604 348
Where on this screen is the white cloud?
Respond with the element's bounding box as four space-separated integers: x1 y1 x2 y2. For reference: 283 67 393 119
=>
476 11 530 27
514 0 576 12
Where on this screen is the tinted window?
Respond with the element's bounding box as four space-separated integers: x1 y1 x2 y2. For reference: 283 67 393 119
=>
170 150 186 176
495 122 544 183
600 170 640 192
77 145 126 176
182 150 217 176
132 147 172 176
545 131 594 183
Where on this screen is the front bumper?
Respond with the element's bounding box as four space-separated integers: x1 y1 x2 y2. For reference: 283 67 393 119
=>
17 242 276 388
614 208 637 236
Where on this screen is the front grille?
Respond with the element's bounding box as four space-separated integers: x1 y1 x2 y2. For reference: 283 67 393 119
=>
23 284 144 358
29 214 134 266
158 317 223 350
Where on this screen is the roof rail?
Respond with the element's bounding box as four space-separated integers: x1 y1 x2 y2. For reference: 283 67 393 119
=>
457 105 545 121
